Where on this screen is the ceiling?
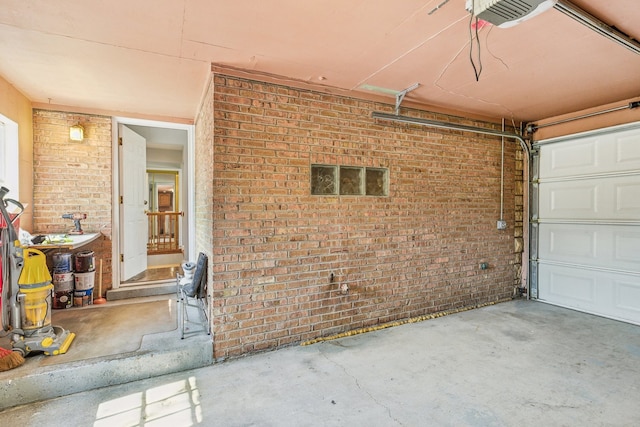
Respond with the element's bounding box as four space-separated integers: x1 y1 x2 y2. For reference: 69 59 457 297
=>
1 0 639 124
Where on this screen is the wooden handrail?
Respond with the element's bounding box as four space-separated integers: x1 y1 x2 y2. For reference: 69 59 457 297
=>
147 211 183 254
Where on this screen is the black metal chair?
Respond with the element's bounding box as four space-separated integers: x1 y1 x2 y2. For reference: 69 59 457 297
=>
176 252 210 339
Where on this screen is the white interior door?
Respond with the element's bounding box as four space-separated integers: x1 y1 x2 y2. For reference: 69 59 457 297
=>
532 124 640 325
0 115 19 194
119 124 148 281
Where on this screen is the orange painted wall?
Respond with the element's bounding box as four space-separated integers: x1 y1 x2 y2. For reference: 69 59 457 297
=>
0 75 34 231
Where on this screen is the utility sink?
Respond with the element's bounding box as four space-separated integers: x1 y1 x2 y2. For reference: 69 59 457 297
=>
28 232 101 250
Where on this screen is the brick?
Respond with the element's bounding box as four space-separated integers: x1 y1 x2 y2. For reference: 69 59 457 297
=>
200 73 522 360
32 109 113 291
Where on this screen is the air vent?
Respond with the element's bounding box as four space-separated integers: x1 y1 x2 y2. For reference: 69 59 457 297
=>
466 0 557 28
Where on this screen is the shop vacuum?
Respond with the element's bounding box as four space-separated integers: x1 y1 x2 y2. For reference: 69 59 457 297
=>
1 186 75 357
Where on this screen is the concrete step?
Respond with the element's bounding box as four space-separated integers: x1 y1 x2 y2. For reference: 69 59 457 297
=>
106 282 176 300
0 297 213 411
1 331 212 410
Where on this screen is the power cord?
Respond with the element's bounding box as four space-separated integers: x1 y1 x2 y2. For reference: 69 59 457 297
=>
469 1 483 81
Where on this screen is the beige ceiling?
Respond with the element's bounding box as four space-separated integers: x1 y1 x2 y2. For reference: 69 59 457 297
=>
0 0 638 123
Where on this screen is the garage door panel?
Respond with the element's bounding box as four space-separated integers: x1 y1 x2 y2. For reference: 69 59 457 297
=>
616 182 640 214
616 280 640 313
615 231 640 264
542 224 596 258
539 224 640 273
546 183 596 216
616 132 640 164
539 175 640 220
544 266 596 303
538 264 640 324
540 126 640 178
548 140 597 175
535 123 640 326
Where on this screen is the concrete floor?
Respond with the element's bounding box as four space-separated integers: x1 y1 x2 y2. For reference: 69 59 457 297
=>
1 299 640 426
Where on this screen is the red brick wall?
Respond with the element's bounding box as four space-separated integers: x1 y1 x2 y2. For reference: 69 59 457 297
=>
210 74 519 359
0 75 34 232
32 109 113 291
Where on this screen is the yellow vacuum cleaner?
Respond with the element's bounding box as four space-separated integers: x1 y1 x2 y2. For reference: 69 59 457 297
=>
1 186 75 356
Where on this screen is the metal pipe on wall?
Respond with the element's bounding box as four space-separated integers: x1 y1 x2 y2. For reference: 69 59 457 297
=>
371 112 530 157
371 111 531 294
526 100 640 133
500 118 505 223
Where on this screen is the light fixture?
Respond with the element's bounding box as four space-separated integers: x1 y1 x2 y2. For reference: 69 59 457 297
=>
69 124 84 141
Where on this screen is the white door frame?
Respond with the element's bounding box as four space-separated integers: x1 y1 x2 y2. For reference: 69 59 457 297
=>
111 117 195 289
0 114 19 197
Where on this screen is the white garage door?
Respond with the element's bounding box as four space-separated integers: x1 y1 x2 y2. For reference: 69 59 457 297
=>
531 123 640 325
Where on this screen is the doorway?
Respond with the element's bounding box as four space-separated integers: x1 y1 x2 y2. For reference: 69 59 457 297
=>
146 170 183 258
112 118 195 289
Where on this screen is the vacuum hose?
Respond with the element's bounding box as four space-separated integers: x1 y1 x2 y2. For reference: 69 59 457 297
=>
0 187 25 332
1 227 11 331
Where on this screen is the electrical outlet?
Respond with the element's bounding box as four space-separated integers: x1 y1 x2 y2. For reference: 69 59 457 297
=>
497 220 507 230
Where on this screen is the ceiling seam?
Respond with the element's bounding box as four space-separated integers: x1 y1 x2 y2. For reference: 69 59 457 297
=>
352 13 469 90
0 22 206 64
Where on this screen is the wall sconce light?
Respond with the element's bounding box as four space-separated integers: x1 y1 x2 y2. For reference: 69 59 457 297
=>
69 124 84 141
